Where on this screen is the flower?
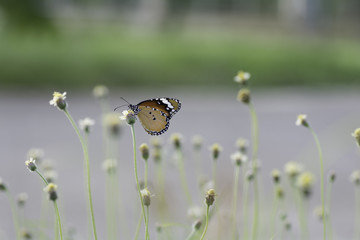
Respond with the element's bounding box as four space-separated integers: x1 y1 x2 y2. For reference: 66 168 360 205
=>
104 112 122 137
43 170 58 183
275 186 284 199
234 70 251 85
17 193 28 207
192 135 203 150
170 133 183 149
230 152 247 166
25 158 37 172
351 128 360 147
119 110 136 125
0 178 6 191
49 92 67 110
209 143 223 160
102 159 117 174
93 85 109 100
237 88 251 104
350 170 360 185
187 205 204 220
139 143 150 161
296 171 315 197
150 137 162 150
271 169 281 184
313 205 327 221
205 189 216 206
284 161 303 180
235 138 248 154
44 183 58 201
140 188 152 206
192 220 202 231
27 148 44 163
79 117 95 134
328 171 336 183
296 114 309 127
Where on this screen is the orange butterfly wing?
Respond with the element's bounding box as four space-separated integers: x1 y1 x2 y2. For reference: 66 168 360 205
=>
137 106 169 135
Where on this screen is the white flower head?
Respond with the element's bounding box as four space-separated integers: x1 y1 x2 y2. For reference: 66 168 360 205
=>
234 70 251 84
230 152 248 166
119 110 136 125
352 128 360 147
93 85 109 100
350 170 360 185
296 114 309 127
79 117 95 134
25 158 37 172
49 92 67 110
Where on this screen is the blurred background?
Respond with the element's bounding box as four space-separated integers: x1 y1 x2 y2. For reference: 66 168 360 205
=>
0 0 360 89
1 1 360 240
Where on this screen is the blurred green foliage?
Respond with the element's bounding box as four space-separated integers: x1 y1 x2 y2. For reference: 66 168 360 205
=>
1 28 360 89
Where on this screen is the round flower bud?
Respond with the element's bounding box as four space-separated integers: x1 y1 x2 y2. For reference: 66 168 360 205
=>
210 143 222 160
296 171 315 198
104 113 122 137
271 169 281 184
49 92 67 110
296 114 309 128
231 152 247 167
193 220 202 230
350 170 360 186
0 178 7 192
25 158 37 172
237 88 251 104
141 188 152 207
44 183 58 201
119 110 136 125
139 143 150 161
79 117 95 134
235 138 248 154
205 189 216 206
328 171 336 183
170 133 183 149
102 159 117 174
275 186 284 199
234 70 251 85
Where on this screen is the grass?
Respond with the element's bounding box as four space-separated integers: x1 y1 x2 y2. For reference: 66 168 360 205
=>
1 26 360 89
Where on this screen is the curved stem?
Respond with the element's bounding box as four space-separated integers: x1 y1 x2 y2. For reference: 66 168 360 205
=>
130 125 149 240
242 171 250 240
309 126 326 240
200 205 210 240
249 103 259 240
63 109 97 240
35 170 63 240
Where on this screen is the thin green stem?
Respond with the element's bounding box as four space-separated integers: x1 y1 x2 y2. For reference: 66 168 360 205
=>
242 171 250 240
35 170 63 240
298 194 308 240
249 103 260 240
308 126 326 240
144 160 149 188
63 109 97 240
269 192 279 239
185 228 196 240
6 191 21 240
200 205 210 240
134 211 142 240
130 124 149 240
146 206 150 240
176 148 193 206
354 187 360 240
231 166 241 240
326 182 333 240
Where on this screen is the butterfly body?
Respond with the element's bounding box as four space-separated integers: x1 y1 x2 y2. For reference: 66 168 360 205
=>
128 97 181 135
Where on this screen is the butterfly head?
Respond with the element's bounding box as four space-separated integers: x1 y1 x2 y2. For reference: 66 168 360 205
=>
128 104 141 115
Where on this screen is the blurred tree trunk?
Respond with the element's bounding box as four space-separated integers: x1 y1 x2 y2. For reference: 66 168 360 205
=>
0 0 55 33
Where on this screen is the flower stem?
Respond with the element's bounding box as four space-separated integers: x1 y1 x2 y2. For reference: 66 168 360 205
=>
35 170 63 240
326 181 334 240
6 191 21 240
175 148 193 206
231 165 241 240
185 228 196 240
249 103 260 240
130 124 149 240
63 109 97 240
200 205 210 240
242 169 250 240
308 126 326 240
354 187 360 240
269 192 279 239
146 206 150 240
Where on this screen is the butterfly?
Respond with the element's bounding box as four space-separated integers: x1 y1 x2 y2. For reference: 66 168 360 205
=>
117 97 181 135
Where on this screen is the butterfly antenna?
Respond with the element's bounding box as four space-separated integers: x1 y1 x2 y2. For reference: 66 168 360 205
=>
120 97 130 105
113 104 128 111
